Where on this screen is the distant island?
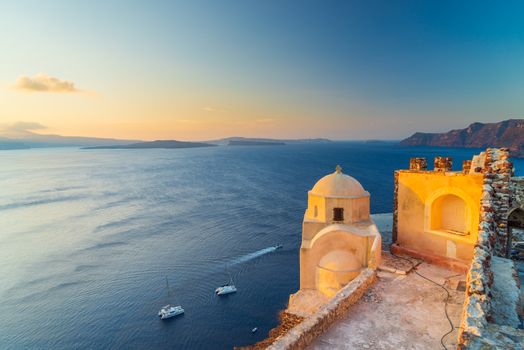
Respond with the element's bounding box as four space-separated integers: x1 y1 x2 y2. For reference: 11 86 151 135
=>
0 132 138 150
401 119 524 158
228 140 285 146
84 140 216 149
206 137 332 146
0 138 31 150
0 131 333 150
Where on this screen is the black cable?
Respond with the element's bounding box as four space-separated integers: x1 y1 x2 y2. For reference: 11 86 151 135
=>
390 252 456 350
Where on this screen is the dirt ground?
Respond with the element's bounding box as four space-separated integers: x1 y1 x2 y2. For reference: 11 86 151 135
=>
308 262 465 350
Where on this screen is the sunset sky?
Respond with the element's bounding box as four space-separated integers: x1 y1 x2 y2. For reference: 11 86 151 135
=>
1 1 524 141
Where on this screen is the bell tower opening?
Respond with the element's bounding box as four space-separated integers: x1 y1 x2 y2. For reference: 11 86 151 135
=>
333 207 344 222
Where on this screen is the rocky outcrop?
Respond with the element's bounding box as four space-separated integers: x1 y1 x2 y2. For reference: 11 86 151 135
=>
400 119 524 158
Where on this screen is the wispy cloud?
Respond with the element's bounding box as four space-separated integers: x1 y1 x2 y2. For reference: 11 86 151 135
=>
255 118 276 124
202 106 230 113
6 121 46 132
176 119 202 124
13 73 81 93
0 121 47 136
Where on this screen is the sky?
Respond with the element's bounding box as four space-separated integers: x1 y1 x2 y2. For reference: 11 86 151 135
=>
1 0 524 141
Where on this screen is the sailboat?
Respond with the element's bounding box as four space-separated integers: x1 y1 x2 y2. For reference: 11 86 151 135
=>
215 266 237 296
158 277 184 320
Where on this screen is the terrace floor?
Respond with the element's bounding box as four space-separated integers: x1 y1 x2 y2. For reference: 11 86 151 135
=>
308 255 466 350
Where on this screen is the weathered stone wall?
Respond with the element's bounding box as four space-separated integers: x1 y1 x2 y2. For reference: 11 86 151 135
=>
267 269 376 350
457 148 523 349
434 156 453 172
409 157 428 171
483 148 513 256
392 171 399 243
462 160 472 174
457 184 494 347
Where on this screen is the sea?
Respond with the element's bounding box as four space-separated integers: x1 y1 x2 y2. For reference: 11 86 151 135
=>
1 142 522 349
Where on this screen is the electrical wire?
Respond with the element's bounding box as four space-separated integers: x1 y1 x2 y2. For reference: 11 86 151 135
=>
390 252 457 350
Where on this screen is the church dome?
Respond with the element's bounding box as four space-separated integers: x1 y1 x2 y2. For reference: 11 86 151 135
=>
310 165 368 198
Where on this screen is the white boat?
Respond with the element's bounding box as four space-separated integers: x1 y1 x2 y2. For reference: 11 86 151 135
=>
158 277 184 319
159 304 184 319
215 284 237 295
216 267 237 296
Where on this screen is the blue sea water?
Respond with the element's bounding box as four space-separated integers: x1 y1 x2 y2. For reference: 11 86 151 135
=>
0 142 522 349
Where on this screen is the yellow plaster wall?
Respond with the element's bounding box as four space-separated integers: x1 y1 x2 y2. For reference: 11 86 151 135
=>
306 195 326 222
396 171 483 262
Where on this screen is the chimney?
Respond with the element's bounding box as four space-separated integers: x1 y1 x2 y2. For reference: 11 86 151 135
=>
409 157 428 171
434 157 452 172
462 160 472 174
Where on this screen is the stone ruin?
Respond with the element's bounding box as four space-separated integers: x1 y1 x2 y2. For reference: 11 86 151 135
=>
458 148 524 349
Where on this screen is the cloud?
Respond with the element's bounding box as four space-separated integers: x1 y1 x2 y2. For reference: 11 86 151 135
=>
202 106 229 113
13 73 81 93
7 121 46 132
0 121 47 136
175 119 202 124
256 118 276 124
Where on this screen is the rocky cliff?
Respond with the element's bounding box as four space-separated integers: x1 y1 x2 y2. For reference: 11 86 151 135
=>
400 119 524 158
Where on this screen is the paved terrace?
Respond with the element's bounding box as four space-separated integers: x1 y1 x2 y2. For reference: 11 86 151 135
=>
309 254 466 350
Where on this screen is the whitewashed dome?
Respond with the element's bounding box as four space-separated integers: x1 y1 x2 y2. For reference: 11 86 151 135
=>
310 165 368 198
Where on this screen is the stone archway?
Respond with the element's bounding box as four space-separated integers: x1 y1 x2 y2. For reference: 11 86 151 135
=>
509 207 524 229
316 249 362 297
509 207 524 245
300 227 369 293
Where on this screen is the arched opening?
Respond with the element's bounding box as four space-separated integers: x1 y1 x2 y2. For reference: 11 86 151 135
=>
430 194 469 235
508 208 524 229
316 250 362 297
509 208 524 256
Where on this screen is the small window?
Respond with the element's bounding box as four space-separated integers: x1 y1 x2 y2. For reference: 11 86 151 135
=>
333 208 344 222
314 205 318 218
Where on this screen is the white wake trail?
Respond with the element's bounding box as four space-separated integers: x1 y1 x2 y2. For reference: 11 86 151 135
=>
229 246 279 266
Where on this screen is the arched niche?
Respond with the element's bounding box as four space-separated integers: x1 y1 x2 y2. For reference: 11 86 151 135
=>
431 194 468 234
424 187 474 237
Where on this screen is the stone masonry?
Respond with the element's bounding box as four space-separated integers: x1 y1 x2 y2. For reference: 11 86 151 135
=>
458 148 523 349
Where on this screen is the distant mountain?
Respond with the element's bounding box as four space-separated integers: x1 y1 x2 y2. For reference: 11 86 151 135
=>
400 119 524 158
0 131 332 150
206 137 332 145
228 140 285 146
0 137 31 150
0 131 139 149
84 140 216 149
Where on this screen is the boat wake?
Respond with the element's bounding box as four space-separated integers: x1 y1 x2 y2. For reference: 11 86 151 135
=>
229 245 282 266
